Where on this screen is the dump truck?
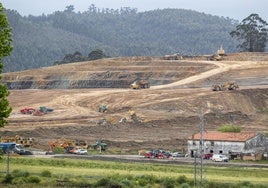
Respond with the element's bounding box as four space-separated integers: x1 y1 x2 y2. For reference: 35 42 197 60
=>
130 80 150 89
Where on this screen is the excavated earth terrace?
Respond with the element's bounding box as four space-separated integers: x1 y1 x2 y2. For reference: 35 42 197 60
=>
1 52 268 153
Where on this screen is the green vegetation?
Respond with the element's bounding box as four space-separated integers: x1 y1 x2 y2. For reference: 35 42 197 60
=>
230 14 268 52
217 124 242 132
53 49 109 65
0 157 267 187
0 3 12 127
3 4 238 72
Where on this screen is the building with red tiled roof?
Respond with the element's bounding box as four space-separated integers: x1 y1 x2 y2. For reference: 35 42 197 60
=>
187 131 267 158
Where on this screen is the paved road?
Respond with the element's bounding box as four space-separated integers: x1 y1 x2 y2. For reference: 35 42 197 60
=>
29 154 268 168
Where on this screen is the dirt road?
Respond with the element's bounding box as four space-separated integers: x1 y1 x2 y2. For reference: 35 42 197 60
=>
1 53 268 152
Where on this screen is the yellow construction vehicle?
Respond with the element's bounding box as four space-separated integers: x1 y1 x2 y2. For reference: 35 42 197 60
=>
217 46 225 56
1 135 34 147
212 82 239 91
130 80 150 89
129 110 142 124
209 46 226 61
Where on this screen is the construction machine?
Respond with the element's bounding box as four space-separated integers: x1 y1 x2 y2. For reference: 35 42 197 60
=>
209 54 222 61
212 82 239 91
98 104 107 113
130 80 150 89
20 107 35 114
217 46 225 56
92 140 107 152
209 46 226 61
48 138 88 154
224 82 239 90
129 110 142 124
1 135 34 147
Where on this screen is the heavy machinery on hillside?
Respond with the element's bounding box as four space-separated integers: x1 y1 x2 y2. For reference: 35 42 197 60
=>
1 135 34 147
92 140 107 152
98 104 107 113
212 82 239 91
209 46 226 61
130 80 150 89
20 107 35 114
48 139 88 154
20 106 54 116
129 110 142 124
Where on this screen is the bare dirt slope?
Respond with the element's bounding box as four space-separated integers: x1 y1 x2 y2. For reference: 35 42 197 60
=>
1 53 268 152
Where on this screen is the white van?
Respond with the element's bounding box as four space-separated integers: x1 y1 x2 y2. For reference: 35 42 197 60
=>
211 154 228 162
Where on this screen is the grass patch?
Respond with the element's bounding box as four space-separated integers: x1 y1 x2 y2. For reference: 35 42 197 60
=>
0 157 267 187
217 124 241 132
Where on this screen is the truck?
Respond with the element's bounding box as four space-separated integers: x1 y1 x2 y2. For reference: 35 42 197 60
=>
0 142 16 153
130 80 150 89
0 142 26 154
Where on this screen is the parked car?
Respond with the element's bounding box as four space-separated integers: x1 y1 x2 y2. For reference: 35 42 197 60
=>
211 154 228 162
203 153 213 159
75 149 88 155
171 152 185 158
144 150 172 159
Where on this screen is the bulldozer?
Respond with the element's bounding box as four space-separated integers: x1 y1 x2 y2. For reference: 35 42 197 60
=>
130 80 150 89
212 82 239 91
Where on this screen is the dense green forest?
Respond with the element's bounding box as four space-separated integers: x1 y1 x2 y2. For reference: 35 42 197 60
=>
3 5 239 72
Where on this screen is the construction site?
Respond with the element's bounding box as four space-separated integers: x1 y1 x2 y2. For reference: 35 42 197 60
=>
0 52 268 154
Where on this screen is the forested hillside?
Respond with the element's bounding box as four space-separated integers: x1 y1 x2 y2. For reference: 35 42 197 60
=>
3 5 238 72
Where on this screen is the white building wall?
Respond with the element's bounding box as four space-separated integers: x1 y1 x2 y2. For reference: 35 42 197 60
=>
187 140 245 156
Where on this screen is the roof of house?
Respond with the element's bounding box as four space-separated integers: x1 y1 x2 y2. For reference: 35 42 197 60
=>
189 131 257 142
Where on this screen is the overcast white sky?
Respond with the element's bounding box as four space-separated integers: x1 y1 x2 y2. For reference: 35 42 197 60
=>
1 0 268 21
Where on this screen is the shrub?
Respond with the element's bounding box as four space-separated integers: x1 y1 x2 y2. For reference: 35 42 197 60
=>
27 175 41 184
41 170 52 177
53 146 66 154
217 124 241 132
95 178 111 187
177 175 188 184
121 179 131 187
12 177 28 185
162 177 175 188
94 177 122 188
12 169 30 177
180 183 190 188
2 174 13 184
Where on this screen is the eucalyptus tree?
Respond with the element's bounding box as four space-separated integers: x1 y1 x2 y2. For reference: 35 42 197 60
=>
230 14 268 52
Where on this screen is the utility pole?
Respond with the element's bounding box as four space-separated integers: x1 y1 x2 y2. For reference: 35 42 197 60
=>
199 111 204 188
194 110 206 188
